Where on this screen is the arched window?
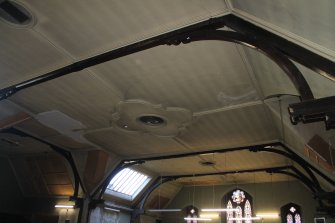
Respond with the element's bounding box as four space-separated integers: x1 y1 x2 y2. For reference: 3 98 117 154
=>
222 188 253 223
184 205 199 223
281 203 303 223
244 200 252 223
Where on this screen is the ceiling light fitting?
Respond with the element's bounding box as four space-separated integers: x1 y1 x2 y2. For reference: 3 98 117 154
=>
199 213 220 219
201 208 239 212
147 209 182 212
184 217 212 221
104 207 120 212
55 205 74 209
228 217 261 221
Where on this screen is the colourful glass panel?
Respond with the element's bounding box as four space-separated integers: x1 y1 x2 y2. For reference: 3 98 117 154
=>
287 214 293 223
232 190 246 204
236 206 243 223
227 200 234 223
294 214 301 223
244 200 252 223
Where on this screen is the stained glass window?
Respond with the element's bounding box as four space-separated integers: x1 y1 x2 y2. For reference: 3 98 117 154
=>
294 214 301 223
185 205 198 223
281 203 303 223
244 200 252 223
236 206 243 223
222 189 253 223
227 200 234 223
287 214 293 223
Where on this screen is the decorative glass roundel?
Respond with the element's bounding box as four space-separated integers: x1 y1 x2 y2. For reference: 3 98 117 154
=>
232 190 245 204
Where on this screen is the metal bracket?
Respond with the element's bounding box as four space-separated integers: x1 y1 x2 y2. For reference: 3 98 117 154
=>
288 95 335 130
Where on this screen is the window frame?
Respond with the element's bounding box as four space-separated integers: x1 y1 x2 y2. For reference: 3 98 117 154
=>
105 167 152 201
221 188 253 223
281 203 303 223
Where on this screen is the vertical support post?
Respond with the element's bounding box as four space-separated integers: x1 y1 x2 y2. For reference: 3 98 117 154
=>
78 197 90 223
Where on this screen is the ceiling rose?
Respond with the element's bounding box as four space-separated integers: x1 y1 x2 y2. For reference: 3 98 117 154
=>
111 99 193 137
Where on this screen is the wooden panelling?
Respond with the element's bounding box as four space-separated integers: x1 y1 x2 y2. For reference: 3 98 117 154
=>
305 137 335 172
84 150 109 193
307 135 335 170
22 154 74 196
48 185 74 196
148 195 170 209
44 173 72 185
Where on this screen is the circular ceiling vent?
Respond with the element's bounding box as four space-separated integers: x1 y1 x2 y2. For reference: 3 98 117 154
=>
199 160 216 167
138 115 165 126
0 1 34 27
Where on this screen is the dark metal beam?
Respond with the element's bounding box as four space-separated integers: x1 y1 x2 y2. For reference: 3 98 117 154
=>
161 165 292 179
94 141 334 221
268 169 317 193
0 15 315 102
124 142 281 162
250 146 322 191
126 142 330 190
126 141 334 189
221 14 335 81
280 143 335 187
2 127 85 198
131 165 293 222
165 30 314 101
0 16 226 101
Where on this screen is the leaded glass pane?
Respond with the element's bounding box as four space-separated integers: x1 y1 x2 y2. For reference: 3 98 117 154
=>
295 214 301 223
227 200 234 223
287 214 293 223
244 200 252 223
236 206 242 223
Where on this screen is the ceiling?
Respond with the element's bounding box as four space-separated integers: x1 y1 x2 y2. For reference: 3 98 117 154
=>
0 0 335 207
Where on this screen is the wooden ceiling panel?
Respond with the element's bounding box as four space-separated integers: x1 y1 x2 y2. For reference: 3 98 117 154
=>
145 182 181 209
36 156 67 174
84 150 110 193
0 21 70 89
48 185 74 196
84 128 190 158
21 0 228 59
176 172 293 186
178 103 278 150
143 149 287 177
93 42 259 112
43 173 72 185
230 0 335 58
1 0 334 202
0 132 52 155
294 63 335 99
10 70 121 129
242 47 335 99
144 156 211 176
237 47 298 99
10 153 74 197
